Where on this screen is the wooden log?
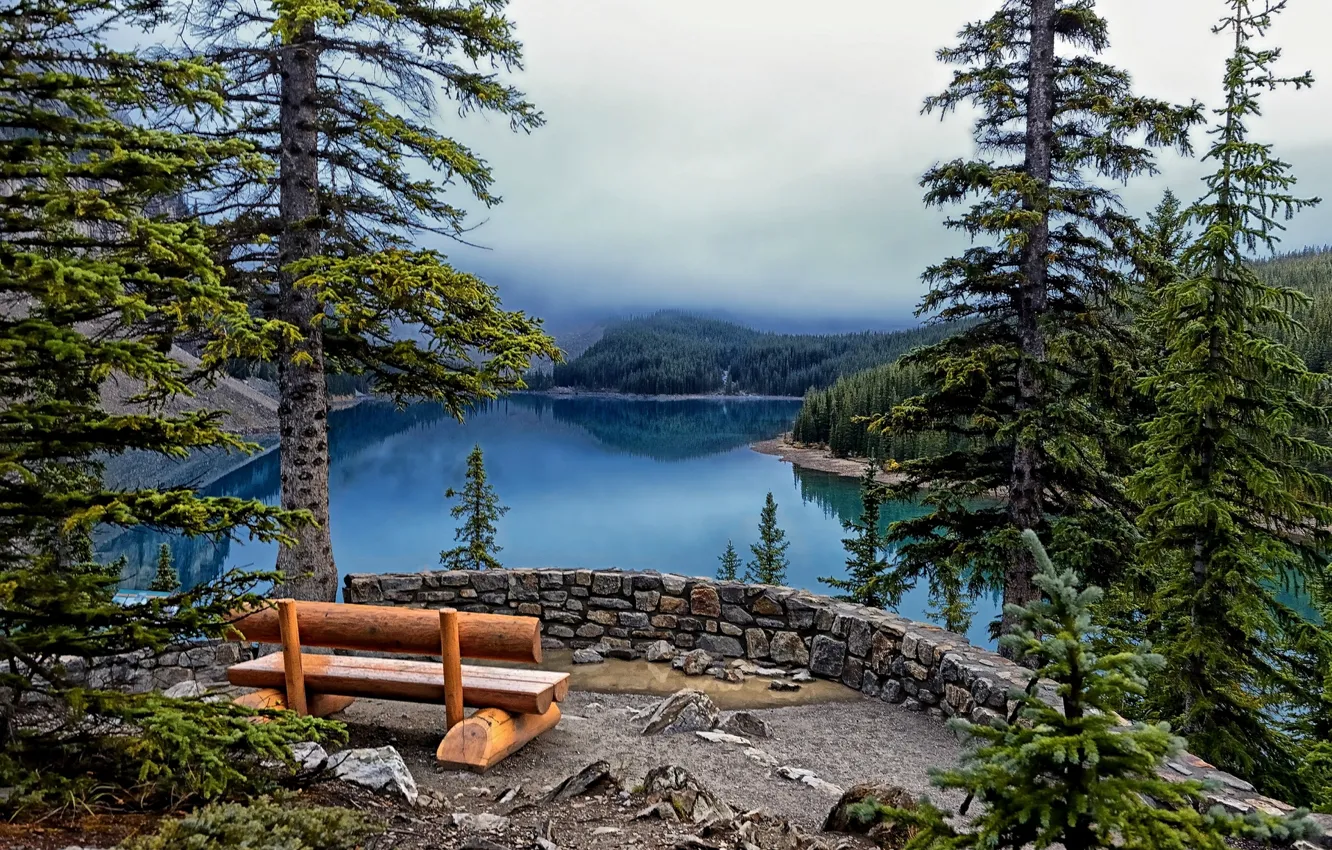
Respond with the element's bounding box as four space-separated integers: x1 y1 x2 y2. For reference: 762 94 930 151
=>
232 687 355 718
227 653 557 715
226 601 541 663
436 704 562 773
277 599 308 716
440 609 464 730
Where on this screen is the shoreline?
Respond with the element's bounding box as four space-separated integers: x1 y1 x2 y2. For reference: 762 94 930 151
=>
750 434 907 485
518 389 803 402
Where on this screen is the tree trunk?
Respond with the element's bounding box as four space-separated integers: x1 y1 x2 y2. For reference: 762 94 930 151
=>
1002 0 1056 647
273 24 336 602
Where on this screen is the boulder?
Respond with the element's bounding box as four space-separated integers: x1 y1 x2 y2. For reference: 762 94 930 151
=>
642 765 735 824
327 746 418 804
719 711 772 740
162 680 207 699
289 741 328 773
776 765 843 797
645 640 676 663
695 730 751 746
572 647 605 664
543 760 619 801
823 782 919 847
769 632 810 666
641 688 720 735
681 649 713 676
769 680 800 692
809 636 847 679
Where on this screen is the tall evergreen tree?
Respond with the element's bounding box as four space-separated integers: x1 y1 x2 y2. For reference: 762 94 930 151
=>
150 544 181 593
746 492 789 585
173 0 560 600
440 445 507 571
868 0 1201 638
0 0 332 803
1127 0 1332 798
821 464 895 608
717 541 741 581
858 531 1315 850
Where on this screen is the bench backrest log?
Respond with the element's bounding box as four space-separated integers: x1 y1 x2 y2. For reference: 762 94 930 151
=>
226 601 542 664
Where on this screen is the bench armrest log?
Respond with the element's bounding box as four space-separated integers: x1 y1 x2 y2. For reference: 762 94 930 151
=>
277 599 308 716
440 608 464 730
226 600 542 663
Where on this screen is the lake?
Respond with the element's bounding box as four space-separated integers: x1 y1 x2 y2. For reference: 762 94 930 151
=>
99 395 1000 646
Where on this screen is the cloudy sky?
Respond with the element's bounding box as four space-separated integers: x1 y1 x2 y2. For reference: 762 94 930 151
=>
440 0 1332 331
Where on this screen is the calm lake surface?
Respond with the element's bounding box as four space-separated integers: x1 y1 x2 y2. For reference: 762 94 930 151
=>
100 396 1000 646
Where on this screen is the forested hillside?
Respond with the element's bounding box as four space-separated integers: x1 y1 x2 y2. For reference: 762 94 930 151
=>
795 247 1332 460
533 312 953 396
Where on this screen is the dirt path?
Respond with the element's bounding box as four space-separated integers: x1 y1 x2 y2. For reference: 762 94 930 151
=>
340 678 967 835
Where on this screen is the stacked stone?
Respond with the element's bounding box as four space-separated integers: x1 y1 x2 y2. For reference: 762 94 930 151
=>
344 567 1331 836
60 640 247 694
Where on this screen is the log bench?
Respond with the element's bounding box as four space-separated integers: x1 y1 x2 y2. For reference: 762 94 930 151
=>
224 599 569 772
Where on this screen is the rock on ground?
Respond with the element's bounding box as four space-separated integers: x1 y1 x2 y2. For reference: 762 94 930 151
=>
823 782 919 845
644 640 675 663
679 649 712 676
640 688 721 736
542 760 619 802
641 765 735 825
719 711 772 740
571 647 605 664
328 746 419 804
161 680 207 699
777 766 844 797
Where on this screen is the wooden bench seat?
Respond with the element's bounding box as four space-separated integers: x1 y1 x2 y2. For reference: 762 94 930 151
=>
228 652 568 714
224 599 569 772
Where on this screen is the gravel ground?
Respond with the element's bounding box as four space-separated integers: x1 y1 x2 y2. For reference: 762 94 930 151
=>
340 686 969 832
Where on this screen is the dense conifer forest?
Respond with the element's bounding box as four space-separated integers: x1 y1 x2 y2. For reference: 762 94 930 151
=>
796 247 1332 462
531 312 954 396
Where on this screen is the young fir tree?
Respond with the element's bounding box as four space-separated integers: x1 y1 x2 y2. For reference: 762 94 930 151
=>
867 0 1202 638
440 445 508 571
857 531 1316 850
717 541 742 581
173 0 561 600
0 0 335 805
1127 0 1332 798
821 464 895 608
746 492 789 585
149 545 181 593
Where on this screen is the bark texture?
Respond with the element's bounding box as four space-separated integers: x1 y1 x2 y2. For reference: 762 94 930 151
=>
1003 0 1057 643
273 24 336 601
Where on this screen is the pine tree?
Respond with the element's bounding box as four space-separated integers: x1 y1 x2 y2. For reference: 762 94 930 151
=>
856 531 1316 850
440 445 508 571
717 541 741 581
174 0 561 600
746 492 789 585
0 0 334 804
1127 0 1332 798
867 0 1202 638
149 545 181 593
821 464 895 608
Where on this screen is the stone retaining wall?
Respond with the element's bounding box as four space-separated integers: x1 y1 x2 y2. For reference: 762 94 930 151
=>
344 567 1331 838
65 640 249 695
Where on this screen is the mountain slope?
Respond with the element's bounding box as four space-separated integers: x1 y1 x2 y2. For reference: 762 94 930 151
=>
538 312 953 396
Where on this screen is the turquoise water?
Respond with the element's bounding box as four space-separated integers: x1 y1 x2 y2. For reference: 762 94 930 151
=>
99 395 1001 646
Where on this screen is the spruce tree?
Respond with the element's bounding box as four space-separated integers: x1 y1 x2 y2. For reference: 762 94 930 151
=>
821 464 895 608
1127 0 1332 797
149 545 181 593
717 541 741 581
857 531 1316 850
0 0 334 805
174 0 561 600
868 0 1201 638
746 492 789 585
440 445 508 571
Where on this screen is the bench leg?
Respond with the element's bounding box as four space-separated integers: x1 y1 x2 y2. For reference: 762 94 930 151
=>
233 687 356 719
436 704 562 773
